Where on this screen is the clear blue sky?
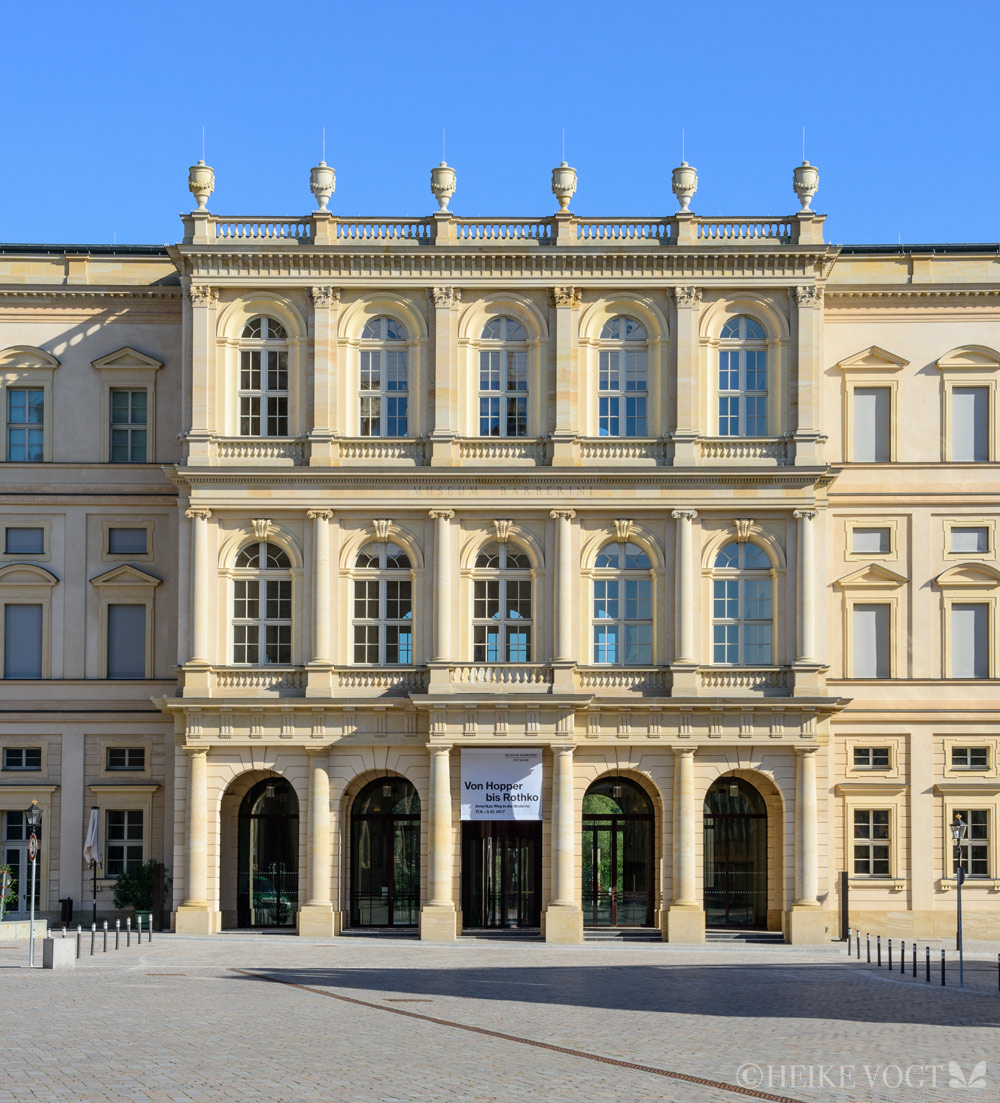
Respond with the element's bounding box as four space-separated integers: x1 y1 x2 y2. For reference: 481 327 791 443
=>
3 0 997 246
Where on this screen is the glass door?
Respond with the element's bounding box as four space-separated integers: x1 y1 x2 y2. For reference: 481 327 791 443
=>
582 778 654 927
237 778 299 928
703 777 768 929
462 822 541 929
351 777 420 927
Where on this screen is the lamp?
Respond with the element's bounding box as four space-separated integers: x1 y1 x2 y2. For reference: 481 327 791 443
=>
25 801 41 968
951 814 968 845
26 800 42 831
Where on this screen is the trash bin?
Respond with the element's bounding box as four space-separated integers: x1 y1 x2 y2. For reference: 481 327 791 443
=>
59 897 73 924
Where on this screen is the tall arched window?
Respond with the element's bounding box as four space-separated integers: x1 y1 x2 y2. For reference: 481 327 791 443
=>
239 317 288 437
712 541 772 665
353 542 413 665
473 542 532 662
718 316 767 437
479 316 528 437
593 542 653 664
360 316 408 437
598 316 647 437
232 541 292 664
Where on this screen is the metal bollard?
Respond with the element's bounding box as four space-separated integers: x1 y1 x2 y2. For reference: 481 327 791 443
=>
912 941 917 978
888 939 892 970
90 923 96 956
847 926 852 955
867 933 871 963
76 925 82 959
941 949 946 986
926 945 931 983
103 920 108 952
877 935 882 967
997 953 999 992
856 930 861 958
62 925 67 938
137 914 142 945
126 916 131 948
900 940 905 974
115 919 120 950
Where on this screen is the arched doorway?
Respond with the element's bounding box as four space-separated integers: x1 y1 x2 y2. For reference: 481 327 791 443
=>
350 777 420 927
237 777 299 928
582 776 655 927
703 776 767 929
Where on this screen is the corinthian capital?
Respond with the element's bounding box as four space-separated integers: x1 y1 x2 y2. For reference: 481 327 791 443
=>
673 286 702 309
550 286 581 309
793 284 824 307
188 284 218 307
310 286 341 308
430 287 461 308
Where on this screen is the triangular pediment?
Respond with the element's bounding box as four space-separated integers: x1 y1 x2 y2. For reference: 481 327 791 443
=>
835 563 908 589
89 564 162 588
0 563 59 586
91 346 162 372
935 562 1000 588
936 345 1000 372
0 344 60 370
836 345 909 372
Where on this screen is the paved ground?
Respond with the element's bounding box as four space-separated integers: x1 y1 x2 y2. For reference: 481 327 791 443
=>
2 934 998 1103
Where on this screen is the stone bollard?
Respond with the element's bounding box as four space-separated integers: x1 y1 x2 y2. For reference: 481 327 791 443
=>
43 938 76 970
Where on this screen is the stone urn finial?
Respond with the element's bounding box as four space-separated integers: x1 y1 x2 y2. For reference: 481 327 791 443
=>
551 161 577 212
430 161 456 211
188 160 215 211
793 160 819 212
310 160 336 211
671 161 697 212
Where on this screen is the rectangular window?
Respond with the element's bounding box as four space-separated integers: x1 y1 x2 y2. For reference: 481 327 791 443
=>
6 388 44 462
4 527 44 555
951 603 989 678
852 527 891 555
853 809 891 876
952 809 989 878
852 603 890 678
952 386 989 462
950 526 989 554
105 810 143 876
853 387 890 462
106 747 145 771
951 746 989 770
853 746 891 769
107 604 146 679
3 604 42 678
2 747 41 771
107 527 148 556
109 389 148 462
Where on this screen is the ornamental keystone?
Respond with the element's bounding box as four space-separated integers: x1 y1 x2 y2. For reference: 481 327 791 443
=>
188 160 215 211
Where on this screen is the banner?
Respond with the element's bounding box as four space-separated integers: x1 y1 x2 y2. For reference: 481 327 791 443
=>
460 749 543 821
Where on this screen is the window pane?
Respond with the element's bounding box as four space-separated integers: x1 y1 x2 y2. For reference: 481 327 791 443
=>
852 527 891 555
4 604 42 678
951 603 989 678
107 528 148 555
952 387 989 462
853 604 890 678
4 527 44 554
853 388 891 462
107 604 146 678
950 526 989 554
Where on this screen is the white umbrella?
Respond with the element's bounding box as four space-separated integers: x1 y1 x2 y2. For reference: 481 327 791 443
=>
84 807 103 923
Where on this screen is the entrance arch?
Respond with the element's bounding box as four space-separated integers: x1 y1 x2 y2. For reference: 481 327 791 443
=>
236 777 299 928
582 776 655 927
703 776 767 929
350 777 420 927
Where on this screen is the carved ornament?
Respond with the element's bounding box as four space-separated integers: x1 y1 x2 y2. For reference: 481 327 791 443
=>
251 518 274 540
310 286 341 308
733 518 754 542
550 286 582 308
493 520 515 543
430 286 461 307
188 284 218 307
372 519 393 541
673 286 702 308
793 285 824 307
613 519 635 542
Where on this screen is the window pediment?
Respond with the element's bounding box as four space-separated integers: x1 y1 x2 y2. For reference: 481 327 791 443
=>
0 345 60 371
936 345 1000 372
0 563 58 586
835 346 909 372
935 563 1000 589
835 563 908 590
91 346 163 373
89 564 162 589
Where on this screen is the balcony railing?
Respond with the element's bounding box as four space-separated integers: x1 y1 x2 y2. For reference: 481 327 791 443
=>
578 438 670 465
697 437 791 466
335 668 429 694
576 667 672 694
211 437 307 465
448 663 553 688
212 668 305 696
338 438 428 464
458 438 548 463
698 667 791 696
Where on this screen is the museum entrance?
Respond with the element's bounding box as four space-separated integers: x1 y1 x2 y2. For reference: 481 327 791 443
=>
582 776 655 927
462 822 541 930
236 777 299 928
703 777 767 929
350 777 420 928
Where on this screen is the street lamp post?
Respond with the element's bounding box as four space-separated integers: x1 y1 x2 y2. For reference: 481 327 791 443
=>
26 800 42 968
951 814 968 988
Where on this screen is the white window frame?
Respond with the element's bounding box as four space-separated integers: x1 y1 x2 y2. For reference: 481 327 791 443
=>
1 745 44 772
936 345 1000 463
0 518 50 563
351 541 416 666
0 563 57 679
942 736 997 779
470 542 534 664
591 541 655 666
102 519 155 563
844 735 903 779
716 315 768 438
597 315 648 439
87 784 159 887
709 540 776 667
934 563 1000 680
99 738 153 780
836 345 908 463
844 518 898 561
835 563 908 680
358 315 410 438
92 346 162 464
835 781 907 888
0 346 59 464
942 517 995 561
238 316 289 438
231 541 294 666
478 316 529 439
89 565 160 679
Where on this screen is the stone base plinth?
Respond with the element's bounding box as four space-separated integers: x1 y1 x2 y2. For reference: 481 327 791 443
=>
544 904 583 944
785 905 827 944
419 904 457 941
173 906 221 935
664 904 705 943
0 919 49 941
42 937 75 969
297 904 337 937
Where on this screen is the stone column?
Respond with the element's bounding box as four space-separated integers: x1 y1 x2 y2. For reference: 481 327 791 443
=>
665 748 704 942
428 509 454 689
550 509 577 690
670 509 698 694
672 287 702 465
174 747 218 934
420 744 457 939
309 286 340 465
546 744 583 942
184 508 212 694
186 284 218 463
299 747 335 936
306 509 334 696
792 285 824 466
793 510 817 663
430 287 460 464
787 746 825 944
550 287 581 464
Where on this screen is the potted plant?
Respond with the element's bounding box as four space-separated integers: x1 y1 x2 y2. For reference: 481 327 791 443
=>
112 860 170 929
0 863 16 922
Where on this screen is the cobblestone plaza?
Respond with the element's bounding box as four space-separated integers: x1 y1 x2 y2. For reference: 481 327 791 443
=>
3 935 998 1103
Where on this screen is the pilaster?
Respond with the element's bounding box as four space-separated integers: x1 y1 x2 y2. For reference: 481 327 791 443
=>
672 286 702 465
430 287 460 463
550 287 581 464
306 509 335 696
665 747 704 941
186 283 218 463
670 509 699 694
420 744 457 939
174 747 220 934
309 286 340 466
792 284 825 466
545 744 583 943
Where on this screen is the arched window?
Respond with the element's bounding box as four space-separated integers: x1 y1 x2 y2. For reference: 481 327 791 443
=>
232 541 292 664
718 315 767 437
598 316 647 437
473 542 532 662
239 317 288 437
360 316 408 437
353 542 413 665
479 316 528 437
592 542 652 664
712 541 772 665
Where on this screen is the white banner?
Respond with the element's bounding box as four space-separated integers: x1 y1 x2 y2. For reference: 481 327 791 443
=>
460 749 543 821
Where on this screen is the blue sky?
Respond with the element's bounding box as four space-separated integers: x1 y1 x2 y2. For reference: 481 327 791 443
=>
3 0 997 246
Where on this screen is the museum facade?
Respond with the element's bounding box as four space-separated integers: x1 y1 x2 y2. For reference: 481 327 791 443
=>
2 160 999 942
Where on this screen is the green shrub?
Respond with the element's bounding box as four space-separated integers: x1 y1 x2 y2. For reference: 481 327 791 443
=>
112 860 171 912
